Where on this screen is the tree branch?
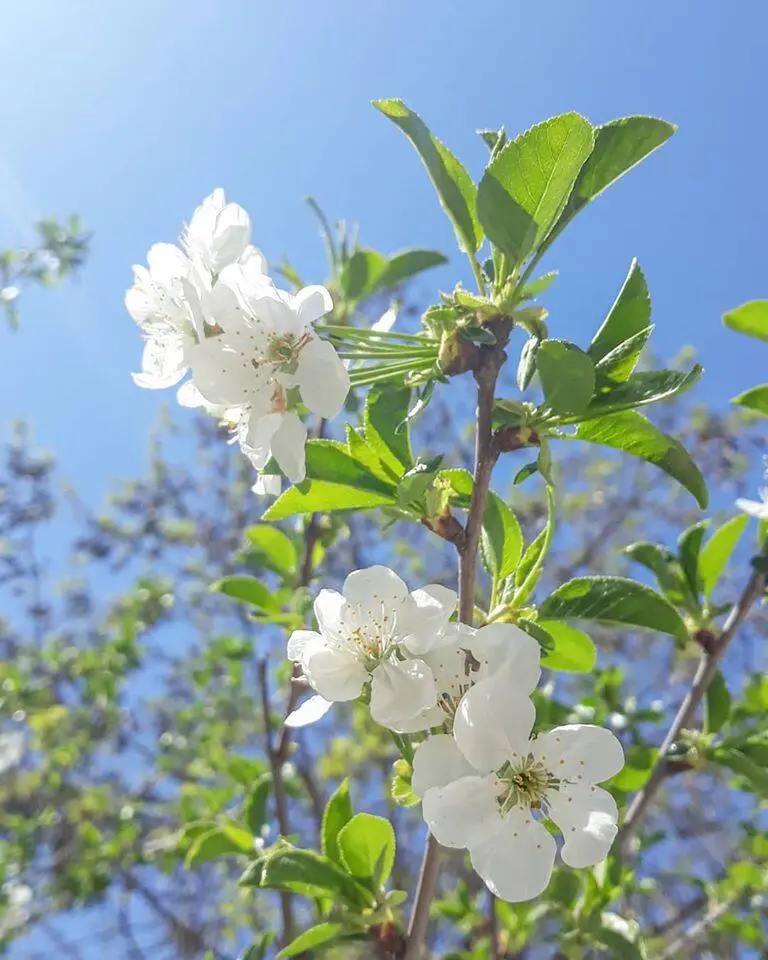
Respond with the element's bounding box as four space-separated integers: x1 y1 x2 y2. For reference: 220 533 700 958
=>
404 347 504 960
619 558 766 852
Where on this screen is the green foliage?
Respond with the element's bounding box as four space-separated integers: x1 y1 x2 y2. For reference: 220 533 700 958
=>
705 672 732 735
481 492 523 583
322 779 354 866
699 514 749 600
723 301 768 343
540 576 688 639
373 98 482 254
277 923 345 959
538 620 597 673
566 410 708 508
476 113 594 269
338 813 396 885
537 339 596 415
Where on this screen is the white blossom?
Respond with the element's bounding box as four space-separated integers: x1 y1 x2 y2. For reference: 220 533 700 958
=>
182 188 255 276
0 732 23 775
287 566 458 728
421 672 624 902
0 883 32 938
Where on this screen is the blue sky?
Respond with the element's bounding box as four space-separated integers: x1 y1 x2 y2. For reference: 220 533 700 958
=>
1 0 766 505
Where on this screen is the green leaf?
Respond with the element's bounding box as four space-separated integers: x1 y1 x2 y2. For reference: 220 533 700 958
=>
322 779 354 866
592 927 645 960
517 338 540 392
537 340 596 415
711 748 768 797
476 113 594 267
705 672 731 735
346 425 397 484
567 410 708 508
539 620 597 673
594 327 654 384
516 618 555 655
263 482 396 521
304 439 399 491
699 514 749 599
277 923 345 960
185 825 253 868
588 260 651 380
339 248 388 302
481 492 523 581
732 384 768 417
365 384 414 474
261 848 372 906
568 115 676 219
539 576 687 640
245 777 271 836
211 576 277 611
678 520 709 601
376 249 448 289
396 456 443 509
245 526 298 579
723 301 768 343
623 541 692 610
521 271 558 299
338 813 396 885
555 367 702 424
373 98 482 253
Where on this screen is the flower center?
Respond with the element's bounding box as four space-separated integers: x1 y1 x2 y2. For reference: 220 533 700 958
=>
341 603 399 668
267 332 311 367
495 755 560 814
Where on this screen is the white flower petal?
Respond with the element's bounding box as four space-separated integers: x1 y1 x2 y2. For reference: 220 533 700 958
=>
470 807 556 902
470 622 541 691
287 629 321 663
342 565 410 612
146 242 190 285
313 589 346 638
252 474 281 497
284 694 333 728
736 497 768 520
187 338 265 406
412 734 476 798
132 336 187 389
372 305 397 334
547 784 619 868
531 725 624 785
296 338 350 419
370 659 437 728
294 284 333 325
303 641 367 702
453 675 535 773
421 774 499 849
241 412 284 471
399 585 458 655
270 412 307 483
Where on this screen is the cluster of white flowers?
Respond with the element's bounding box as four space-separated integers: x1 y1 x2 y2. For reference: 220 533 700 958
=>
288 565 625 901
126 190 349 487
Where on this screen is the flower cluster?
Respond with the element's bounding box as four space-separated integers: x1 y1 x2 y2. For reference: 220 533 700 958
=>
289 564 625 902
126 190 349 486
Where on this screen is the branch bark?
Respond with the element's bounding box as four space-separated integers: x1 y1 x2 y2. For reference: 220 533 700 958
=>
619 559 766 852
403 348 504 960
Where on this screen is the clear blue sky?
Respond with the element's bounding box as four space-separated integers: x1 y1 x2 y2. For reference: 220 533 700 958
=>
1 0 766 505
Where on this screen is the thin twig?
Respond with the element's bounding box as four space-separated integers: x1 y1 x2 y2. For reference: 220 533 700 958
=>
655 896 735 960
619 561 766 851
404 348 504 960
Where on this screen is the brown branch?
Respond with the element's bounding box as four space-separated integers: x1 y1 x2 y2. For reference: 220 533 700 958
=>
404 347 504 960
619 559 766 852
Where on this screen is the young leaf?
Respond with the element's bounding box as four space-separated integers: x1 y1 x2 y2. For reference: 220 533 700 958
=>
376 249 448 290
572 366 703 421
245 777 272 836
263 482 397 521
537 340 596 415
211 576 277 611
710 748 768 797
277 923 345 960
244 526 298 579
723 300 768 343
476 113 594 267
185 825 253 868
338 813 396 885
705 672 731 735
732 384 768 417
566 410 708 508
588 260 651 380
322 779 354 866
594 327 654 384
699 514 749 599
517 338 540 392
520 271 558 300
539 576 688 640
261 848 373 906
481 492 524 582
365 384 414 474
538 620 597 673
677 520 709 601
346 425 397 484
623 541 693 610
565 116 676 223
304 439 399 490
373 98 482 253
339 248 388 302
